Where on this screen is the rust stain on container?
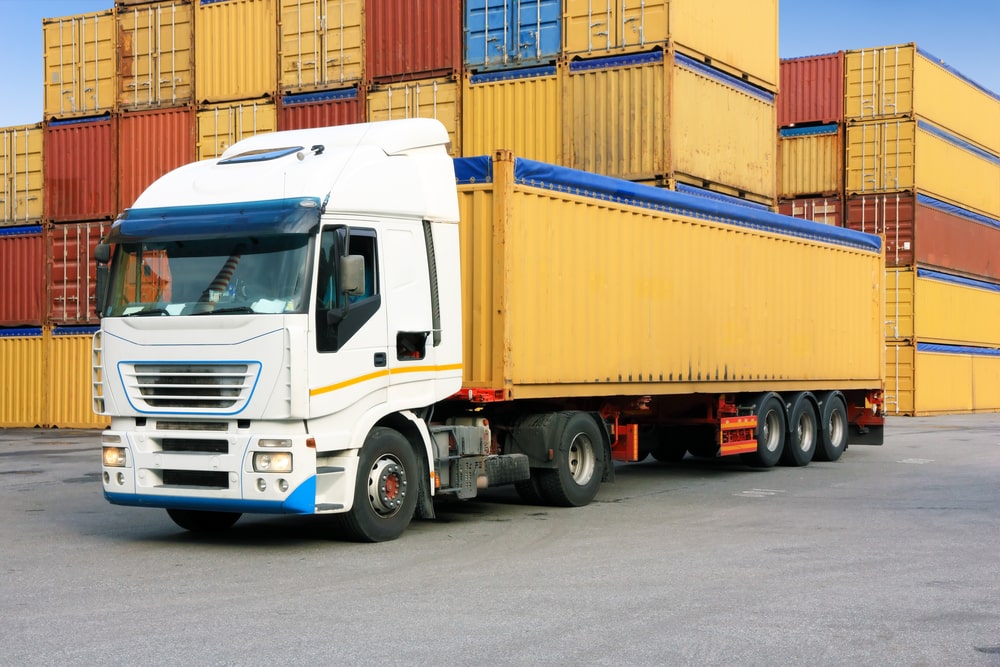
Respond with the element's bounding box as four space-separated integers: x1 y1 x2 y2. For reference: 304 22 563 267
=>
46 220 112 326
119 106 196 211
0 226 45 326
44 115 118 222
366 0 461 83
118 0 194 109
1 124 44 226
778 197 843 227
278 88 365 131
43 10 118 120
280 0 363 92
778 52 844 127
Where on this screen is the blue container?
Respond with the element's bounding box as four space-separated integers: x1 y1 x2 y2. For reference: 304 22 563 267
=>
464 0 561 71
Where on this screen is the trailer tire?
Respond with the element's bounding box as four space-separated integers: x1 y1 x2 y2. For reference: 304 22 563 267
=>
537 412 604 507
780 394 818 467
166 509 241 533
336 427 418 542
815 393 849 462
742 394 786 468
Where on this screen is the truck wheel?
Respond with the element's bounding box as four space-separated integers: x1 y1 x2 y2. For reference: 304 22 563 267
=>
780 395 818 466
537 412 604 507
742 394 785 468
815 393 848 462
166 509 241 533
337 427 418 542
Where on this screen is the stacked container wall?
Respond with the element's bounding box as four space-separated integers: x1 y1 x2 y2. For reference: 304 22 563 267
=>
278 88 365 130
0 226 45 326
44 115 118 222
778 124 843 198
367 78 461 156
778 197 844 227
43 10 118 120
118 106 196 210
366 0 461 83
462 65 563 164
885 342 1000 416
563 0 669 59
195 0 277 103
47 220 112 326
1 124 44 226
197 99 277 159
885 268 1000 347
0 328 45 428
777 52 844 127
117 0 194 109
47 326 109 428
464 0 561 72
279 0 363 93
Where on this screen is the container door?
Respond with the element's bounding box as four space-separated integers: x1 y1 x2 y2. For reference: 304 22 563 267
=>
513 0 561 65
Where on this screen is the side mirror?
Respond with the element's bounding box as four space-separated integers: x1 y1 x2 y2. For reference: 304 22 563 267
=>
340 254 365 296
95 242 111 264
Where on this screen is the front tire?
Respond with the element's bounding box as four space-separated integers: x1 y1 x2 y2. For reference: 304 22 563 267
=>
166 509 241 533
537 412 605 507
742 394 786 468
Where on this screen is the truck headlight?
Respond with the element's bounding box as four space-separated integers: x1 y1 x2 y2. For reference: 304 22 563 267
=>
103 447 127 467
253 452 292 473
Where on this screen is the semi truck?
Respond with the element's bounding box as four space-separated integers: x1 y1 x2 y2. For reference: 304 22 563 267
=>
94 119 885 541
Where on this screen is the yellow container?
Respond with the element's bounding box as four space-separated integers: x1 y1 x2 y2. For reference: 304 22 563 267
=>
367 77 461 156
886 268 1000 347
885 341 1000 416
456 152 883 399
117 0 194 109
197 99 277 159
47 327 109 429
462 65 563 164
1 124 44 225
0 329 45 427
845 44 1000 155
563 0 669 58
279 0 363 92
195 0 277 103
43 10 118 119
778 124 843 199
846 120 1000 220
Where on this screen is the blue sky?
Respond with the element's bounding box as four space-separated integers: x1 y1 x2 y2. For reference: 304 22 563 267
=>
0 0 997 127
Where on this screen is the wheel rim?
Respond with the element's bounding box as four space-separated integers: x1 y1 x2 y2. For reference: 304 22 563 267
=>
829 408 846 449
762 410 782 453
796 412 816 452
367 455 407 518
567 433 596 486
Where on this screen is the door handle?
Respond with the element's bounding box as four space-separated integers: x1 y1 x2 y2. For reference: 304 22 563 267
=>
374 352 387 367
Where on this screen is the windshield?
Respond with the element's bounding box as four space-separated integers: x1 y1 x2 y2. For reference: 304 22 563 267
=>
103 235 313 317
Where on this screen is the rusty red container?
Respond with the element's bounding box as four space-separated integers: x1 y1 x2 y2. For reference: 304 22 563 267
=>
778 196 844 227
118 106 196 211
0 225 45 326
46 220 112 325
44 115 118 222
366 0 461 83
778 52 844 127
278 88 366 131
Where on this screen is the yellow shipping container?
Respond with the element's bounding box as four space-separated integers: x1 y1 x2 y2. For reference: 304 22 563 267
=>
563 0 669 58
846 120 1000 220
0 329 45 428
47 327 109 429
367 78 461 156
1 124 44 225
845 44 1000 155
43 10 118 119
118 0 194 109
885 341 1000 416
778 124 843 199
886 268 1000 347
456 151 882 398
197 99 277 159
195 0 277 103
462 65 563 164
279 0 363 93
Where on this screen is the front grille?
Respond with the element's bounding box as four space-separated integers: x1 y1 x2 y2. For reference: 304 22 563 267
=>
162 470 229 488
161 438 228 454
121 362 260 412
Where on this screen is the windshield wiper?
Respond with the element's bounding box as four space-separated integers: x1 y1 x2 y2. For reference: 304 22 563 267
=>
128 308 170 317
192 305 256 315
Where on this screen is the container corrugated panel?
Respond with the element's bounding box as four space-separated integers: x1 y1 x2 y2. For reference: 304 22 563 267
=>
845 44 1000 154
670 0 778 93
367 78 461 156
195 0 277 103
47 326 108 428
885 341 1000 416
778 52 844 127
278 88 365 130
366 0 461 82
462 65 563 164
279 0 363 93
1 124 44 225
119 106 196 210
672 53 776 202
563 0 668 58
464 0 561 72
0 226 45 326
846 120 1000 219
778 197 843 227
43 10 118 119
0 328 45 428
47 221 112 325
778 124 843 198
43 115 118 222
454 153 883 397
846 193 915 267
196 99 277 159
117 1 194 109
886 268 1000 348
